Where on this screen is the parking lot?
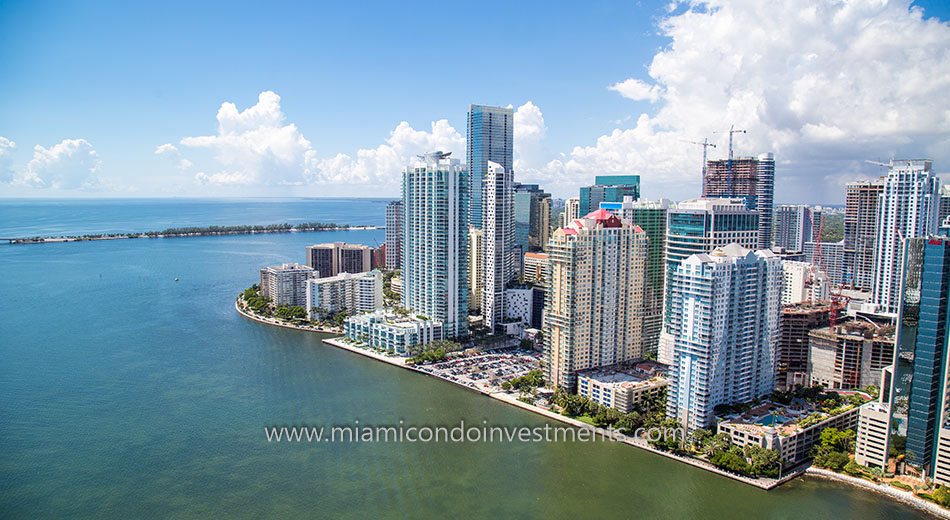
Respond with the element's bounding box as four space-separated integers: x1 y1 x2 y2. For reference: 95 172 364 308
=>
416 349 542 392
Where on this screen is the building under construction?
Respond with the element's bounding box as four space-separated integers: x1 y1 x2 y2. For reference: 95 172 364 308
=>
843 179 884 291
808 320 895 390
702 153 774 250
777 302 831 390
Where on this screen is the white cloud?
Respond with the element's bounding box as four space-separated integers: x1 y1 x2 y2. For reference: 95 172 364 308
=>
180 91 315 186
608 78 662 103
512 102 548 176
16 139 100 189
155 143 193 170
312 119 464 185
0 136 15 183
576 0 950 202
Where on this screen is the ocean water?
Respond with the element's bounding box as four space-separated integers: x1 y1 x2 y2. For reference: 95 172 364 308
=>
0 198 928 518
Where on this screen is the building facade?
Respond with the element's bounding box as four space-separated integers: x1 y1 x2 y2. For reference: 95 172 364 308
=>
807 321 895 390
562 197 580 227
665 245 782 432
306 242 373 278
513 183 551 258
889 236 950 476
543 209 649 390
844 179 884 291
344 310 443 355
774 204 819 253
803 240 846 285
481 161 515 332
467 104 513 228
305 270 384 320
259 263 315 307
703 153 775 250
401 151 469 338
579 175 640 215
777 303 830 390
872 160 940 313
385 200 403 270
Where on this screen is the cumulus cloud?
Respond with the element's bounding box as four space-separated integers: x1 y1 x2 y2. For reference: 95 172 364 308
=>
0 136 15 183
563 0 950 202
608 78 662 103
154 143 193 170
17 139 101 189
180 91 315 186
312 119 464 185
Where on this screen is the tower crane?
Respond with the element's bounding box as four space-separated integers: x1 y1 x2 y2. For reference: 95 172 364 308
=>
682 138 717 182
714 125 746 196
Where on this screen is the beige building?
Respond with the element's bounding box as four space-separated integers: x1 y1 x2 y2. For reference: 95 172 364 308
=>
305 270 383 320
523 252 549 286
577 364 668 413
260 263 315 307
807 321 895 390
544 209 649 390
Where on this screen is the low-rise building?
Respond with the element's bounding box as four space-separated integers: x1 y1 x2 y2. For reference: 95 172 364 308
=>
344 310 443 355
934 424 950 486
854 401 892 469
718 393 869 464
577 364 668 413
504 284 544 330
259 263 314 307
306 270 383 320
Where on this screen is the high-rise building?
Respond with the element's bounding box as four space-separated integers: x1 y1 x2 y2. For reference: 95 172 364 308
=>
665 245 782 432
259 263 315 307
305 270 384 320
306 242 373 278
613 197 672 355
774 204 820 252
562 197 580 227
803 240 846 285
468 226 483 312
777 303 830 391
523 252 549 286
544 209 649 390
872 160 940 314
579 175 640 215
660 198 759 364
703 153 775 249
889 236 950 476
481 161 514 332
513 183 551 257
940 185 950 225
385 200 403 270
665 198 759 266
401 151 469 338
781 260 829 305
844 179 884 291
467 105 513 228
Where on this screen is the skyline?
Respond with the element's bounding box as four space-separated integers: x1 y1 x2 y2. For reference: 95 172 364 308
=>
0 0 949 203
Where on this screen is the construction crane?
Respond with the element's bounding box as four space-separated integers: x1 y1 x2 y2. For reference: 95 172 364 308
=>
682 138 717 181
809 210 850 328
714 125 746 196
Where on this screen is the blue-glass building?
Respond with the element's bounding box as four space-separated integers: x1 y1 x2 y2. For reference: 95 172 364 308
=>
467 105 513 228
578 175 640 215
890 236 950 474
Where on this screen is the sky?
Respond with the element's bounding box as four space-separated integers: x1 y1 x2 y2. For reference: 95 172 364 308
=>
1 0 948 203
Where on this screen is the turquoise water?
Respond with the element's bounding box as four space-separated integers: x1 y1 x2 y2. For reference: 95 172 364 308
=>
0 199 929 518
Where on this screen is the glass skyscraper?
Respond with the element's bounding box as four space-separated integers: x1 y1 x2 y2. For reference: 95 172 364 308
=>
467 105 513 228
889 235 950 475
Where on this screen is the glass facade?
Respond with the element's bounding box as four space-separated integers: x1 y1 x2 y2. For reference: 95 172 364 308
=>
890 236 950 473
467 105 513 228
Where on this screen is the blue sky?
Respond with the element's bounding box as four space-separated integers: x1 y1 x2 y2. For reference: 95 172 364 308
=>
1 0 948 202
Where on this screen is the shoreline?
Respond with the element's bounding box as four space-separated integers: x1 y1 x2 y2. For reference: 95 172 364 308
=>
805 468 949 519
3 225 382 245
